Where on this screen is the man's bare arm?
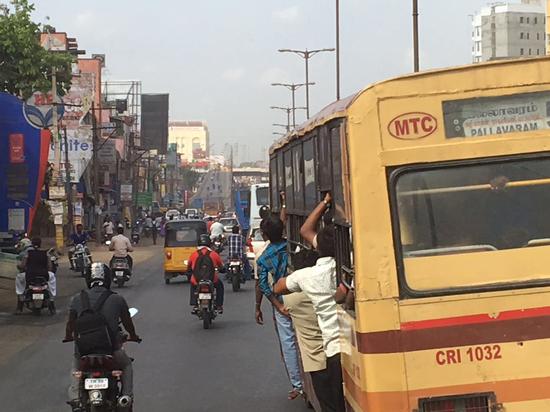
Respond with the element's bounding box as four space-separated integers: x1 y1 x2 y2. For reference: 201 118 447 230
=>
300 192 332 246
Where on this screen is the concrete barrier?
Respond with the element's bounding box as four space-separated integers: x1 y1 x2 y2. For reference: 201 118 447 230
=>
0 252 17 280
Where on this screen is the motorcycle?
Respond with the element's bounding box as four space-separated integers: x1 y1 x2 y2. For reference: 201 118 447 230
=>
23 275 55 316
110 257 132 288
68 308 140 412
131 232 140 245
143 226 151 238
228 259 243 292
195 279 217 329
72 244 92 277
212 235 224 254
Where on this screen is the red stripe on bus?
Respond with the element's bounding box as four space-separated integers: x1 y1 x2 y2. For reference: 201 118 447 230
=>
401 305 550 331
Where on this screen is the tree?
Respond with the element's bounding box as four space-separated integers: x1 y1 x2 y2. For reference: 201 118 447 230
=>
0 0 72 99
180 167 200 192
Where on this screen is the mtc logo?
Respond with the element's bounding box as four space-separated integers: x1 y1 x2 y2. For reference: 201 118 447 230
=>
388 112 438 140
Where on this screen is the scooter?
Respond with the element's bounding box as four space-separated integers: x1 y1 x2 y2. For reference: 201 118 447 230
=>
110 256 132 288
23 275 55 316
228 259 243 292
66 308 141 412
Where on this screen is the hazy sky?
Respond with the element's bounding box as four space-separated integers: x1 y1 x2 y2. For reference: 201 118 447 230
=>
32 0 493 161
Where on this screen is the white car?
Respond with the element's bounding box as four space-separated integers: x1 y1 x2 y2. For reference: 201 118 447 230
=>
246 226 266 262
165 209 181 221
220 218 238 233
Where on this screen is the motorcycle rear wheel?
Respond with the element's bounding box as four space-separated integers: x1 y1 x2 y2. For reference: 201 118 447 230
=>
203 311 211 329
232 273 241 292
90 405 108 412
116 278 125 288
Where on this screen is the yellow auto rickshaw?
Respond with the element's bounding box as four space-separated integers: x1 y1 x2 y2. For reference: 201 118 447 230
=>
163 219 207 284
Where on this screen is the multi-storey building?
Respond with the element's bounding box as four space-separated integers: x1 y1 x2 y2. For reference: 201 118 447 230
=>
472 0 545 63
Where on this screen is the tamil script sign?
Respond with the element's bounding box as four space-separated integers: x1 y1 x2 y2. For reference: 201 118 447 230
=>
121 184 133 202
443 91 550 138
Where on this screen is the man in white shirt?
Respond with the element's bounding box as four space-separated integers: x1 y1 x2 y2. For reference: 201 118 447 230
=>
103 218 114 239
274 226 345 412
109 226 134 269
209 219 224 240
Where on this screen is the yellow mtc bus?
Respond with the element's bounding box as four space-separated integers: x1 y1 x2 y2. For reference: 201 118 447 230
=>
269 57 550 412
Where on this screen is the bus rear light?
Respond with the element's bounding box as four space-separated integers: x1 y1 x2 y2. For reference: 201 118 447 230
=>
419 393 495 412
166 251 172 259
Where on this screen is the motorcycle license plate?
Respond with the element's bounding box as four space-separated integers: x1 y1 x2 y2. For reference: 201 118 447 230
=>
116 271 124 277
198 293 212 300
230 262 240 267
84 378 109 390
32 294 44 300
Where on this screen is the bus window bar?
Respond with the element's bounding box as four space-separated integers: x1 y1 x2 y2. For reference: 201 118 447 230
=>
341 265 355 291
398 177 550 197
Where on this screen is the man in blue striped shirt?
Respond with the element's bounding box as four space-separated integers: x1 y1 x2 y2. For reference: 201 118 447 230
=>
255 215 303 400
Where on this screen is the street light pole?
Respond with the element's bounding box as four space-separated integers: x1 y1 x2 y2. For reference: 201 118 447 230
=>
271 106 307 131
336 0 341 100
271 82 315 128
278 48 335 119
91 102 102 243
413 0 420 72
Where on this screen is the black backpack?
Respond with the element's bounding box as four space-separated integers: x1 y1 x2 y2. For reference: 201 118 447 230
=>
75 290 115 356
194 250 215 282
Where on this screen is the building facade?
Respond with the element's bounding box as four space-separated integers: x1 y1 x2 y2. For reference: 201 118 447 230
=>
168 121 209 164
472 0 545 63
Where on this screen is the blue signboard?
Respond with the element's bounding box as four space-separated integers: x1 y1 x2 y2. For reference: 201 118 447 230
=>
0 92 51 234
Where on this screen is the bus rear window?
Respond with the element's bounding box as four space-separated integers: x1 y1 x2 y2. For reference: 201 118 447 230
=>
394 157 550 293
256 187 269 206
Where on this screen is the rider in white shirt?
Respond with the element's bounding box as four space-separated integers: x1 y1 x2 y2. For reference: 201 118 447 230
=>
209 220 225 240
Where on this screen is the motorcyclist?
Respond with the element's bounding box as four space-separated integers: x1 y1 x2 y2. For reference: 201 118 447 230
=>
103 217 114 241
226 225 252 281
15 237 56 313
68 224 90 270
209 218 224 241
187 234 225 314
109 225 134 269
64 263 141 411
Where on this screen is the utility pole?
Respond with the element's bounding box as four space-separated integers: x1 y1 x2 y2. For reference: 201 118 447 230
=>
91 102 101 243
63 127 73 236
51 71 65 248
413 0 420 72
271 82 315 128
279 48 335 118
336 0 341 100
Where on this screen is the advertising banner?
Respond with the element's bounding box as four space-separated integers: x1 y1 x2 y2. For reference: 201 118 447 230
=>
0 93 51 232
55 72 95 182
48 127 92 183
443 91 550 138
141 94 169 154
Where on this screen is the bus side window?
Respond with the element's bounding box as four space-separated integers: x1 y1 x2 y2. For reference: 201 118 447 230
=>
317 126 333 192
270 157 279 211
304 138 317 210
330 123 346 223
292 144 305 211
284 150 294 210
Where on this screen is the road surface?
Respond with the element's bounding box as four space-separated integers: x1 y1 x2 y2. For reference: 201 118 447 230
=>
0 243 310 412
